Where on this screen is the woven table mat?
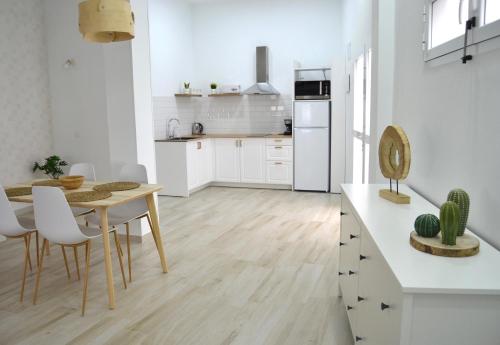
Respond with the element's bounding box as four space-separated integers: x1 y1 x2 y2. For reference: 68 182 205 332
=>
65 191 112 203
93 182 140 192
32 179 62 187
5 187 32 197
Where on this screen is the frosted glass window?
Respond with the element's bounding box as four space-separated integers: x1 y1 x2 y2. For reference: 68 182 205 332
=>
485 0 500 24
431 0 469 48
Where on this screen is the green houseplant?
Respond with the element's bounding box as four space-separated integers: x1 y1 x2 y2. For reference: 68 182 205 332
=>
210 82 217 94
183 81 190 94
32 155 68 179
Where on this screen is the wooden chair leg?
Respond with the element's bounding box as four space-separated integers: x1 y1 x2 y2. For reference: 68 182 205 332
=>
20 233 31 302
73 246 81 280
24 235 32 272
61 245 71 280
45 240 50 256
125 222 132 283
146 214 159 252
35 231 40 267
113 231 127 289
33 239 48 305
81 241 91 316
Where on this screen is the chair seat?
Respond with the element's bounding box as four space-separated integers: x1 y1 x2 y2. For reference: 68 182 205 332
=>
17 215 36 232
86 210 147 227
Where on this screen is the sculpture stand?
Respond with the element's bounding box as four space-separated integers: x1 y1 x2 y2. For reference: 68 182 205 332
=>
379 179 410 204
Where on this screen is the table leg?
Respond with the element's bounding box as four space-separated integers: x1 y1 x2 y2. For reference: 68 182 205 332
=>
145 194 169 273
99 207 116 309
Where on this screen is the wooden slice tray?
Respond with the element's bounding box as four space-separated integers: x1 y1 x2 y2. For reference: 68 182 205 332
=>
410 231 480 257
66 191 112 203
93 182 140 192
5 187 32 197
32 179 62 187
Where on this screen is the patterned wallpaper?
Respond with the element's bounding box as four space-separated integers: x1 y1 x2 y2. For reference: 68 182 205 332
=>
0 0 53 186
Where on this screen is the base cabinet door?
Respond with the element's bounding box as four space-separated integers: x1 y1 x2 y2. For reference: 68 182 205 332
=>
187 141 198 190
215 139 241 182
200 139 214 185
240 139 266 183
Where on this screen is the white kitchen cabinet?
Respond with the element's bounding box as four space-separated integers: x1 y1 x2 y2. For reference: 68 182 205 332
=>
265 161 292 185
187 139 214 190
240 139 266 183
214 138 241 183
266 145 293 161
340 184 500 345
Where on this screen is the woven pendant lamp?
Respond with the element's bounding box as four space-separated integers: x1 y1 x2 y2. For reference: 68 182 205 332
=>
79 0 135 43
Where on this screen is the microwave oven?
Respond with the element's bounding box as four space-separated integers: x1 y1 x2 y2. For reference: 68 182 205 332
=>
295 80 331 100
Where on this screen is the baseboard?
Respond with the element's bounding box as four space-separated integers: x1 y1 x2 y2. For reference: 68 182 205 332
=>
208 182 292 190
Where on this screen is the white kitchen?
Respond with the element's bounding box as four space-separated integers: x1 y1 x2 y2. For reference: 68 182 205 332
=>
2 0 500 344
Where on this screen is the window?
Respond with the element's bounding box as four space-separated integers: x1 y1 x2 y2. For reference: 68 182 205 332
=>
425 0 500 61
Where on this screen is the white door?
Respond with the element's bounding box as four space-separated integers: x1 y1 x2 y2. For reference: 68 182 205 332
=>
347 49 372 184
214 139 240 182
294 128 330 191
240 139 266 183
294 101 330 128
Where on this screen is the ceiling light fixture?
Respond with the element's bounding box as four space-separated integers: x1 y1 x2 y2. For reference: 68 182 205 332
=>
79 0 135 43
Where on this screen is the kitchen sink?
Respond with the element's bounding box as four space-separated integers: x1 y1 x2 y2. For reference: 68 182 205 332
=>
166 136 197 141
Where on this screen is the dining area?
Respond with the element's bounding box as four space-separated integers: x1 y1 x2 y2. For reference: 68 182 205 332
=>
0 162 168 316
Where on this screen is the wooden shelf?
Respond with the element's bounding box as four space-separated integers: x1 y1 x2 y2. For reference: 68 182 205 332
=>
208 93 241 97
175 93 203 97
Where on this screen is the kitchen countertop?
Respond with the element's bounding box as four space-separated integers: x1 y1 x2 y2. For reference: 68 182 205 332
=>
155 133 292 142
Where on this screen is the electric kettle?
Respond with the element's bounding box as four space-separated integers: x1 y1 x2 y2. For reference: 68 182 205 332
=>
192 122 204 135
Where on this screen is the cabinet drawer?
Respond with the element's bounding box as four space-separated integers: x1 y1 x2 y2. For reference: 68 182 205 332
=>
266 161 292 185
266 145 293 161
266 137 292 146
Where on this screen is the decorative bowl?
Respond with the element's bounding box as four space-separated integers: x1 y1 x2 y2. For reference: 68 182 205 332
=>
60 175 85 190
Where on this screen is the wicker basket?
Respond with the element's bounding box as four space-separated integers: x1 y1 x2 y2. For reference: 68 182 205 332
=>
60 176 85 190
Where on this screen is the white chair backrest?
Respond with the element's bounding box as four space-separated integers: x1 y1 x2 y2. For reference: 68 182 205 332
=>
69 163 96 181
32 187 87 244
119 164 148 183
0 185 26 236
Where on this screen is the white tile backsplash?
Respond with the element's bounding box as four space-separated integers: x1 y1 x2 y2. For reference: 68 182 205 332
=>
153 95 293 139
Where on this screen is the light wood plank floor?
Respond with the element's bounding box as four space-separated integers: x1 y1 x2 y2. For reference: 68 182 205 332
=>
0 187 352 345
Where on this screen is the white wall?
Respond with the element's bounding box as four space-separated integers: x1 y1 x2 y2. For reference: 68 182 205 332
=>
0 0 53 186
393 0 500 248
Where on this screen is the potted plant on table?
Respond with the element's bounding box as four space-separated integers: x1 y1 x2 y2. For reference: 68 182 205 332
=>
32 155 68 179
183 82 191 94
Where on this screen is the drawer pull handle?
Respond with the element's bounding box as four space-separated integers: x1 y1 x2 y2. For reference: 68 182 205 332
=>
357 296 365 302
381 302 390 311
274 162 283 165
359 255 367 261
355 336 364 342
348 270 356 276
350 234 358 239
346 305 353 311
340 211 346 216
275 146 283 149
339 242 346 246
338 272 344 276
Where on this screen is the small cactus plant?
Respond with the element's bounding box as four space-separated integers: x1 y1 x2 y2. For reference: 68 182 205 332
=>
447 189 470 236
440 201 460 245
414 214 440 238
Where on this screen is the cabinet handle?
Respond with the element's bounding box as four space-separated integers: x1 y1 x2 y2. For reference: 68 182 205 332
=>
359 255 367 261
197 142 202 150
348 270 356 276
274 162 283 165
274 139 282 142
338 272 344 276
350 234 358 239
340 211 346 216
346 305 353 311
357 296 365 302
355 336 364 342
381 302 390 311
339 242 345 246
275 146 283 149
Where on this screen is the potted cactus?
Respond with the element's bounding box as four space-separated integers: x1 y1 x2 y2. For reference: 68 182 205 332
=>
440 201 460 245
447 189 470 236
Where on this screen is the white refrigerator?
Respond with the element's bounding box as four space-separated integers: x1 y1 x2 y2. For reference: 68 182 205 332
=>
293 101 331 192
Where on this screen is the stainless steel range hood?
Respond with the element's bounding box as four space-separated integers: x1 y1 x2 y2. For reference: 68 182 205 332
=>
243 46 280 96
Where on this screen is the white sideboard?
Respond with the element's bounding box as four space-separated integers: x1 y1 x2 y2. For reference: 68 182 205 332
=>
155 137 293 197
340 184 500 345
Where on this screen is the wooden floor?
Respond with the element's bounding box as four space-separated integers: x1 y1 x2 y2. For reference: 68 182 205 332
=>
0 187 352 345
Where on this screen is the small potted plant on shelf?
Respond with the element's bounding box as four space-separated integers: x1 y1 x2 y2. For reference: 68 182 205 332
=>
183 82 191 94
210 82 218 94
32 155 68 179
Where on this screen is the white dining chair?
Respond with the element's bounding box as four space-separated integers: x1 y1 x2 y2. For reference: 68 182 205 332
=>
86 164 156 282
69 163 96 217
0 185 38 302
32 186 127 316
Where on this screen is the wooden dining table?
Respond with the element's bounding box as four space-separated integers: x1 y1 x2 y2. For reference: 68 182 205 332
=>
8 180 169 310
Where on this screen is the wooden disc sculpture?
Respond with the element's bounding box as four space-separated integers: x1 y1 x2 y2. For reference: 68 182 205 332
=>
378 125 411 204
79 0 135 43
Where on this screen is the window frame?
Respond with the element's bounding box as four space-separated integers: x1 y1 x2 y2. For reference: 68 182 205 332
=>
424 0 500 62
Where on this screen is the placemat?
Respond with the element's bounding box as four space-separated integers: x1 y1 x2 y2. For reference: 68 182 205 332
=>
32 179 62 187
66 191 112 203
5 187 32 197
93 182 140 192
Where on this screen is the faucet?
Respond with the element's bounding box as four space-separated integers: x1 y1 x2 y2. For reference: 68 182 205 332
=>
167 118 180 139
